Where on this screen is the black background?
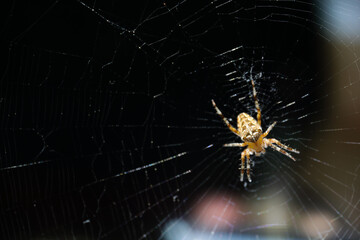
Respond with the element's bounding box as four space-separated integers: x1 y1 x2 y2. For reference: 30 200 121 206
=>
0 0 340 239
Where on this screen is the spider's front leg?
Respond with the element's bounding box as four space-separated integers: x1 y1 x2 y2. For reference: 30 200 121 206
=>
239 148 251 182
240 150 246 182
268 138 299 154
245 149 252 182
266 139 298 161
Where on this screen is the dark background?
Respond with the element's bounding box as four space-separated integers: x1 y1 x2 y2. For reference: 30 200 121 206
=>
1 0 358 239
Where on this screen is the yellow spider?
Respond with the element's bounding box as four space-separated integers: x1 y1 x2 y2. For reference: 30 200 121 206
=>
212 78 299 182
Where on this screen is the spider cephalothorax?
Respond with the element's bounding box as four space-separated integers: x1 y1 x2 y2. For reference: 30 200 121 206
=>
212 78 299 182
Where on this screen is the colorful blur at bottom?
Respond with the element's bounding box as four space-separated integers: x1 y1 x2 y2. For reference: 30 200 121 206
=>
163 191 338 239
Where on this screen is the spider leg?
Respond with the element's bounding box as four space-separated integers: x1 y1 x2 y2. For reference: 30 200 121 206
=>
268 138 299 154
250 72 261 126
268 142 297 161
212 100 241 137
261 121 277 138
224 143 247 147
245 149 252 182
240 150 246 182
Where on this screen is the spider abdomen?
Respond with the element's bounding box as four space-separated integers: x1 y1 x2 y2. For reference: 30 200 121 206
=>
237 113 262 142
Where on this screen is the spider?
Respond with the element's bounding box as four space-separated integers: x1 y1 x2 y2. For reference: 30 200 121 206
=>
212 77 299 182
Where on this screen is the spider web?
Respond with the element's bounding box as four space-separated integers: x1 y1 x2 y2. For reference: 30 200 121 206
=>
1 0 360 239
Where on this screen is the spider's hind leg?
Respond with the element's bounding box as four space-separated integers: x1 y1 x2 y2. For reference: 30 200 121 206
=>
250 72 261 126
224 143 247 147
262 121 277 138
211 99 241 137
